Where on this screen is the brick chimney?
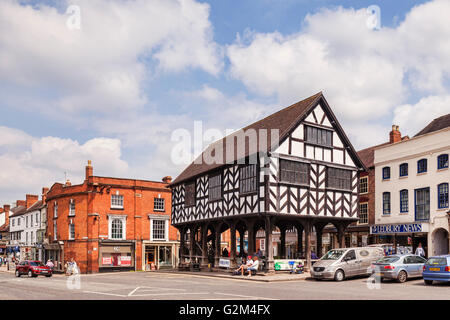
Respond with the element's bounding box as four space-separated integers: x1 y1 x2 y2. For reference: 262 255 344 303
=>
389 125 402 144
26 194 39 209
65 179 72 187
3 205 10 226
162 176 172 184
86 160 93 180
42 187 49 204
16 200 26 207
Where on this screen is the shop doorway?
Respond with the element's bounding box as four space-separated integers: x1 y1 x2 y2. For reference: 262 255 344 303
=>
146 246 156 266
412 234 428 257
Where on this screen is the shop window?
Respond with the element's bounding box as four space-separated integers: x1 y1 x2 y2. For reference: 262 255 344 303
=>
208 173 222 201
304 125 332 147
399 163 408 177
154 198 165 211
417 159 427 174
359 176 368 194
279 159 309 185
400 190 408 213
415 188 430 221
111 194 124 209
437 154 449 169
382 192 391 215
184 181 196 207
159 246 173 267
382 167 390 180
359 203 368 224
438 183 449 209
69 199 76 216
240 164 257 194
327 167 352 191
151 219 167 241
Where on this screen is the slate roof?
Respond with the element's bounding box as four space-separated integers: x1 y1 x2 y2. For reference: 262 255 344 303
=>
414 114 450 137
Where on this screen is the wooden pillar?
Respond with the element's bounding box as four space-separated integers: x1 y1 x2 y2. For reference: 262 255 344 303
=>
247 220 255 256
280 226 286 259
296 225 303 257
189 226 195 263
304 221 312 272
315 223 326 258
179 227 185 266
337 224 345 248
238 228 245 257
230 222 237 268
201 225 208 266
265 216 274 272
214 224 221 268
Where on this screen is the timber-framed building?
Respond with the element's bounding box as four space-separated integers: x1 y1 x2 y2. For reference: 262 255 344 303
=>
170 92 366 272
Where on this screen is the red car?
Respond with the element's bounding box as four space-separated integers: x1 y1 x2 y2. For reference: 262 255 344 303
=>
15 260 53 278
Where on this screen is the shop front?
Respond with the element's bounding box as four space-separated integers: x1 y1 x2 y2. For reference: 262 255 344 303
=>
370 222 429 256
143 241 178 271
44 243 64 272
99 241 135 272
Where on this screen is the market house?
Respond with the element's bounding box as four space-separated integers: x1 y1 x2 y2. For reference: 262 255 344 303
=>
170 92 366 272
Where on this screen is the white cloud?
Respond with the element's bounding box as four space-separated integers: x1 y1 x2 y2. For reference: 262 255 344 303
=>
0 127 128 204
0 0 222 113
393 95 450 137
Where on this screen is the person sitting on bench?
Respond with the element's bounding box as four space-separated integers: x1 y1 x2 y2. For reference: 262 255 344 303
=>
246 256 259 277
236 256 253 276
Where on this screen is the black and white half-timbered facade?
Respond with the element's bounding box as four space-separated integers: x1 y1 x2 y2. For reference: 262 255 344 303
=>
170 92 366 272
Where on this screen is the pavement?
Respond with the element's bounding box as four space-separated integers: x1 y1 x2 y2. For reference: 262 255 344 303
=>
0 269 448 300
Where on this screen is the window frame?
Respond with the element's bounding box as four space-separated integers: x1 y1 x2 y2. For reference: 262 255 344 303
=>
417 159 427 174
150 218 169 242
304 125 333 148
382 192 391 215
400 189 408 213
359 202 368 224
208 172 223 202
359 176 368 194
414 187 430 221
382 167 390 180
327 167 353 191
184 181 196 207
111 194 124 209
399 163 408 177
68 223 75 240
437 154 449 170
239 164 258 195
279 159 310 186
438 183 449 209
54 201 58 218
69 199 76 216
109 216 126 240
154 197 165 212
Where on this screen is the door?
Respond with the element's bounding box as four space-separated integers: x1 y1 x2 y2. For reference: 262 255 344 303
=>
413 256 427 277
357 249 372 274
146 247 156 265
342 250 359 276
403 256 416 276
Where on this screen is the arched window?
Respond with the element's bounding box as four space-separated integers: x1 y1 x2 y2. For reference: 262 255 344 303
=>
382 167 390 180
399 163 408 177
417 159 427 173
438 183 449 209
383 192 391 215
437 154 449 169
400 190 408 212
111 219 123 239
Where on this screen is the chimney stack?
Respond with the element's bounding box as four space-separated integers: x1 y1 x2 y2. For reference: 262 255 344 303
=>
3 205 10 226
86 160 93 180
16 200 26 207
65 179 72 187
162 176 172 184
26 194 39 209
389 125 402 144
42 187 49 204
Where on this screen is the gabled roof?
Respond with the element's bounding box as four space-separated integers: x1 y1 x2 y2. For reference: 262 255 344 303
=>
171 92 365 186
9 205 27 218
23 200 44 213
415 114 450 137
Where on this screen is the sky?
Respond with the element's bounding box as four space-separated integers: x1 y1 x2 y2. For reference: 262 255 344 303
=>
0 0 449 206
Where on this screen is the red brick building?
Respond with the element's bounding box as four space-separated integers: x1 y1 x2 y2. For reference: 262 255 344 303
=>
45 161 177 273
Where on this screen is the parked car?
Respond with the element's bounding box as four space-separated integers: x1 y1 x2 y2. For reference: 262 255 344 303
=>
311 247 384 281
15 260 53 278
422 255 450 285
371 254 427 283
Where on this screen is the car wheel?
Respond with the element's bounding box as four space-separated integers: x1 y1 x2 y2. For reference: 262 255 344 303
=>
15 270 20 277
334 269 345 282
424 280 433 285
45 274 52 278
397 270 407 283
28 270 34 278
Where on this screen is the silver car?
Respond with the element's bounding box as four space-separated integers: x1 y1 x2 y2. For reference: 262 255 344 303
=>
311 247 384 281
371 254 427 283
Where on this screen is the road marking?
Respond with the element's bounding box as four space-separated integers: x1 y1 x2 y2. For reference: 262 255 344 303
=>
213 292 278 300
83 291 127 297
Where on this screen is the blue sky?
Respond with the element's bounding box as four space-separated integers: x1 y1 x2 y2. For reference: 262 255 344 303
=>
0 0 449 206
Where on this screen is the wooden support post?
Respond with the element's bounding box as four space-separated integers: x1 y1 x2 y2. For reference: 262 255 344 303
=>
316 228 323 258
296 225 303 258
201 225 208 267
189 226 195 263
214 224 221 268
247 220 255 256
280 226 286 259
304 221 312 273
179 227 185 267
337 224 345 248
265 216 274 272
239 228 245 257
230 222 237 268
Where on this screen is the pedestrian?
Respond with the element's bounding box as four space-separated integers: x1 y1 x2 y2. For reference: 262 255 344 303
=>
256 248 263 258
222 247 229 257
415 243 426 258
46 259 54 270
71 257 79 274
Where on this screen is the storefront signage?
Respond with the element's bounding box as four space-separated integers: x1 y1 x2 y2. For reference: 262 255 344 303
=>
120 256 131 266
102 257 112 265
219 259 230 268
274 260 303 271
370 223 425 235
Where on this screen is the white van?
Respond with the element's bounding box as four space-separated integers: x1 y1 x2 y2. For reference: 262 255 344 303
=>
311 247 384 281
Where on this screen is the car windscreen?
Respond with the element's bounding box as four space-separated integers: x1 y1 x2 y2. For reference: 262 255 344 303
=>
29 262 44 266
376 256 400 263
426 258 447 266
321 250 345 260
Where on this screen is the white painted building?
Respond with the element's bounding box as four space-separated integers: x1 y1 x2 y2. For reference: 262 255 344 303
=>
374 119 450 257
22 200 47 261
